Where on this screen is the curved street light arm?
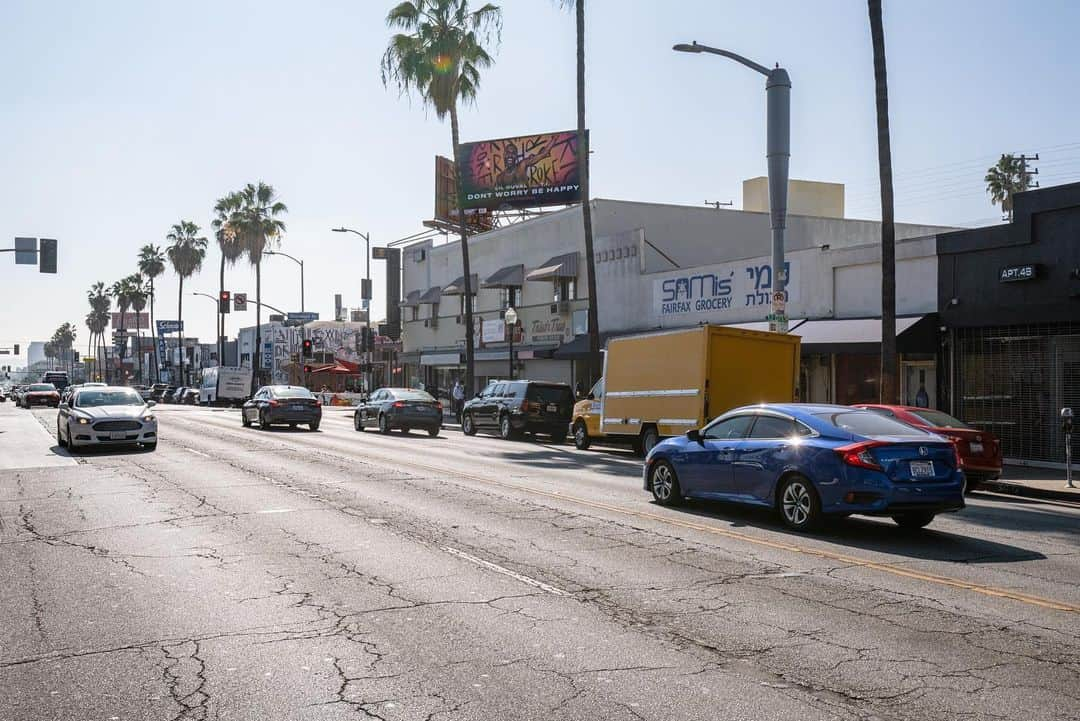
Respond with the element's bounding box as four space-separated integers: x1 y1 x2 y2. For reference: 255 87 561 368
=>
673 41 771 77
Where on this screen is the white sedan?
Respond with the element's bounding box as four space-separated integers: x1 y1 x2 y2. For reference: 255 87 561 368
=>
57 386 159 451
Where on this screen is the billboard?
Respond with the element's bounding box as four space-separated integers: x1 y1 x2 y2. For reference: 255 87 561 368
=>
111 312 149 329
434 156 494 230
456 130 583 211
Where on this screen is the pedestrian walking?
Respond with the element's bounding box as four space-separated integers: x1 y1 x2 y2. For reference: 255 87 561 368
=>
452 379 465 424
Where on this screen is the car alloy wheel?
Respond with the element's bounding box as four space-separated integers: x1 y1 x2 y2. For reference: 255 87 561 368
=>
242 411 251 428
259 411 270 430
462 414 476 436
427 426 439 438
573 421 590 450
779 476 820 531
649 460 681 506
500 415 513 440
57 420 68 448
379 414 391 435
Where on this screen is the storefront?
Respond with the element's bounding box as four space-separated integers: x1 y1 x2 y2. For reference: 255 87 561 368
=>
938 182 1080 467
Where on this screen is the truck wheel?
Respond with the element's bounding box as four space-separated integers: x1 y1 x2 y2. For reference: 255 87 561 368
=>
638 427 660 457
573 421 591 450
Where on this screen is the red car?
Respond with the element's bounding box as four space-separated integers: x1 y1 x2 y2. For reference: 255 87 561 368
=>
21 382 61 408
853 404 1002 490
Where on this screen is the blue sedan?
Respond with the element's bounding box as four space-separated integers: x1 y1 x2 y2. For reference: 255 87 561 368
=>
643 404 965 531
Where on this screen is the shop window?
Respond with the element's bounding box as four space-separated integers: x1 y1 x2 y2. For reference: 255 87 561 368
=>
554 277 576 302
835 354 879 406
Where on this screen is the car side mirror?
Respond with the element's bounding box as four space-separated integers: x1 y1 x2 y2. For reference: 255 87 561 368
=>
146 400 157 407
586 393 595 401
475 392 482 398
686 429 702 444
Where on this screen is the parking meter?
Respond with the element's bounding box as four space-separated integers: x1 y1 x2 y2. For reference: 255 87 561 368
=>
1063 408 1075 489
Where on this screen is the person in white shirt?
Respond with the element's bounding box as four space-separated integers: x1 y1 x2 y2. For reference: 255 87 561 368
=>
452 379 465 424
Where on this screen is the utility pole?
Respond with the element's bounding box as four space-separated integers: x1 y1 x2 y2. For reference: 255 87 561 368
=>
1018 153 1040 191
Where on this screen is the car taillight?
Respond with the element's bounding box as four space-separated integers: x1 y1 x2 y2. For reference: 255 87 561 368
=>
435 402 443 412
950 438 964 467
520 399 529 412
392 401 405 408
314 399 322 407
835 441 885 471
268 399 280 407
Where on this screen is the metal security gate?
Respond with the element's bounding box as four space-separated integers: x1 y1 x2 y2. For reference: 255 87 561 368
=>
954 322 1080 466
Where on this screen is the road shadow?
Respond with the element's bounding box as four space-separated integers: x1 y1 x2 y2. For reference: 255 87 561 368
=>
489 444 644 479
950 493 1080 536
54 443 155 457
664 498 1046 564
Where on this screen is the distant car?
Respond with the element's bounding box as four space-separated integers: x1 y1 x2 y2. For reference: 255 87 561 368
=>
57 385 157 451
643 403 965 532
150 384 170 402
242 385 321 430
853 404 1003 491
132 384 154 401
22 383 60 408
461 380 574 443
163 386 184 404
180 388 200 405
354 387 442 436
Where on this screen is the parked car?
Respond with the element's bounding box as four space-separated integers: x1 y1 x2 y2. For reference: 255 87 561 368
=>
163 386 184 404
461 380 574 443
643 403 965 532
57 385 157 451
180 388 200 405
132 384 154 401
853 404 1003 491
21 383 61 408
354 387 442 436
242 385 321 430
150 384 171 402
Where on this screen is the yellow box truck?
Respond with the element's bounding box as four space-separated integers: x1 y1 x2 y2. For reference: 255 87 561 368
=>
571 325 801 455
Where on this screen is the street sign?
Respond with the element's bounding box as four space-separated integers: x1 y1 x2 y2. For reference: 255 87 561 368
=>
156 320 183 334
361 278 372 300
234 292 247 311
14 237 36 265
112 329 131 338
287 311 319 324
372 246 389 260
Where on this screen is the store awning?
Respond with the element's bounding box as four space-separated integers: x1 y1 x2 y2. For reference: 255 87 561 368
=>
418 286 443 304
442 274 478 296
399 290 422 308
308 362 357 375
552 332 619 360
791 315 936 354
526 252 579 281
482 264 525 288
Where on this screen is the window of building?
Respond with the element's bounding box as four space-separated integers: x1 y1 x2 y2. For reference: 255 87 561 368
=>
500 286 520 310
554 277 576 302
459 294 472 316
410 306 419 321
430 302 439 319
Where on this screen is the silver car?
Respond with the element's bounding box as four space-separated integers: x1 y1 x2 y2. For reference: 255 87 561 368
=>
57 386 159 451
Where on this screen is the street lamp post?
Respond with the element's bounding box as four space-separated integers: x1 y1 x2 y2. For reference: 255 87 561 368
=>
504 307 518 380
673 40 791 333
332 227 372 391
264 250 305 313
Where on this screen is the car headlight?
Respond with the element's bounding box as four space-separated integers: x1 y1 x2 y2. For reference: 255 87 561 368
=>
142 415 156 423
76 417 91 425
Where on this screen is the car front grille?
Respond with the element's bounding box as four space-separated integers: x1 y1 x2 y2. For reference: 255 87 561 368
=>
92 420 142 431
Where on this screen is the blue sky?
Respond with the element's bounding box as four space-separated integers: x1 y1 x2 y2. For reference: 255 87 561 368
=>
2 0 1079 364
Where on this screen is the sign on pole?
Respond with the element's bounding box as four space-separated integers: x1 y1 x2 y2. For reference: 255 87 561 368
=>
233 293 248 311
14 237 37 265
156 320 183 334
287 311 319 324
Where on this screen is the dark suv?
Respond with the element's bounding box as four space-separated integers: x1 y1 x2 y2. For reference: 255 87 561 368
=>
461 380 574 443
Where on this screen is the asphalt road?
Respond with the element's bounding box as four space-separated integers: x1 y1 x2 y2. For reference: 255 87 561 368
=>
2 402 1078 721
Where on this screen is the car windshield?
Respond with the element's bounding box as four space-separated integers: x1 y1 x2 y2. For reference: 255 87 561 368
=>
76 389 145 407
392 390 435 402
527 385 573 404
814 410 930 437
272 387 315 399
30 384 56 392
910 409 973 429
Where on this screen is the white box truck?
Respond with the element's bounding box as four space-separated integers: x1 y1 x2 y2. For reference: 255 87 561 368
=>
199 366 252 406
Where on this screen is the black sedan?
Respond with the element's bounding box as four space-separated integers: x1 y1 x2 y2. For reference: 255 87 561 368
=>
354 388 442 436
242 385 321 430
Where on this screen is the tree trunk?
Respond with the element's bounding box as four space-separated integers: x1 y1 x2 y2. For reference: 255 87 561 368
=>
869 0 897 405
219 253 225 367
577 0 601 387
177 277 185 387
253 261 262 393
449 104 476 397
149 280 158 383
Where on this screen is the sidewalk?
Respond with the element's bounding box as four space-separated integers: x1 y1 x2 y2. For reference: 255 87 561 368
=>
980 465 1080 503
0 403 77 471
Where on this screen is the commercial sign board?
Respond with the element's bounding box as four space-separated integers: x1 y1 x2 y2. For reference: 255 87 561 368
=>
456 130 582 211
156 320 183 334
111 312 149 330
652 259 800 327
262 342 273 369
999 264 1037 283
14 237 37 265
481 318 505 345
287 311 319 324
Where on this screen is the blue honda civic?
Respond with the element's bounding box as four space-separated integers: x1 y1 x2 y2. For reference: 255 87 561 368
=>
643 404 965 531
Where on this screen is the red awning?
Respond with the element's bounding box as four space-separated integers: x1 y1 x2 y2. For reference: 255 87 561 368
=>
309 363 356 375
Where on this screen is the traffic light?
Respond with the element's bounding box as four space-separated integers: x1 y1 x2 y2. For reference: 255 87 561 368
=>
13 344 19 355
302 339 313 358
39 238 57 274
361 327 375 353
219 290 231 314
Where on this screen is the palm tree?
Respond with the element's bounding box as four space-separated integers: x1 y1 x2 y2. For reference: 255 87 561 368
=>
554 0 600 386
110 276 134 376
127 275 148 383
381 0 502 397
166 221 209 387
138 245 166 382
227 182 287 391
869 0 897 404
211 192 246 366
87 282 111 381
985 154 1028 220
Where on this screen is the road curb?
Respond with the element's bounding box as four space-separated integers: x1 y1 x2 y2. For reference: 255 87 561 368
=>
978 479 1080 504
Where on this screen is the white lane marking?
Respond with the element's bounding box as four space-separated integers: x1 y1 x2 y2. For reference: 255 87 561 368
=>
184 448 211 458
257 508 295 514
441 546 569 596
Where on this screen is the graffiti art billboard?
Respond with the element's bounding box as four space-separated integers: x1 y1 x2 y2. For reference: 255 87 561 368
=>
456 130 583 211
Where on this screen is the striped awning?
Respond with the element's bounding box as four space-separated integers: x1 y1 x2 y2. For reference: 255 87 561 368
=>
526 252 579 281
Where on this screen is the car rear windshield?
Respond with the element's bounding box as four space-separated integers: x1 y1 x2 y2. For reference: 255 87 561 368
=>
272 387 315 399
391 390 435 402
76 390 144 407
909 409 972 429
29 384 55 392
814 410 930 437
526 384 573 404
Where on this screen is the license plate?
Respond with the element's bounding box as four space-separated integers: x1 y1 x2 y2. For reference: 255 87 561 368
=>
109 432 127 440
909 460 934 478
290 404 306 411
969 442 984 454
546 404 557 412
